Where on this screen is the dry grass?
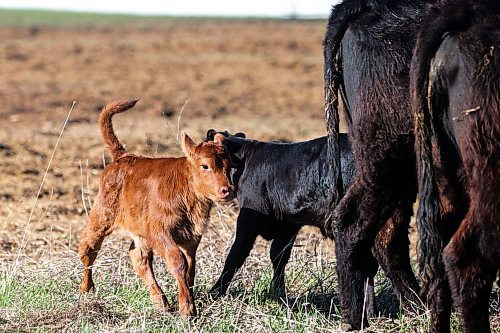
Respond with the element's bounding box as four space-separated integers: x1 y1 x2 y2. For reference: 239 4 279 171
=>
0 11 498 332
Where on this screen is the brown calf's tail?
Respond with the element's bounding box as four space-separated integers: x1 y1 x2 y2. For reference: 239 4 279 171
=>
99 99 139 160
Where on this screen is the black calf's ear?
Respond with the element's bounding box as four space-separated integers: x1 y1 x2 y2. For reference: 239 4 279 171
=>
206 129 217 141
234 132 246 138
213 133 226 146
226 139 243 154
224 138 244 167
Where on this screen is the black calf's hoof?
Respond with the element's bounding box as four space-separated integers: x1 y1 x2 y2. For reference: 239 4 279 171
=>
267 286 286 302
206 288 224 301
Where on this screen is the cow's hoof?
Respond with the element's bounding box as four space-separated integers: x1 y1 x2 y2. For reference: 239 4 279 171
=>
340 322 354 332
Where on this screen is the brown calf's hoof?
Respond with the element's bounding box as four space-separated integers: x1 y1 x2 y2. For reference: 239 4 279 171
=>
79 280 95 294
152 294 172 312
179 303 197 317
159 303 174 313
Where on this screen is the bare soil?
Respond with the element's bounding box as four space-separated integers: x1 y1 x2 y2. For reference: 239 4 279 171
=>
0 19 335 263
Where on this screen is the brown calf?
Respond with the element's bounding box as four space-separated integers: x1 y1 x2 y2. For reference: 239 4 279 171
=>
78 99 235 316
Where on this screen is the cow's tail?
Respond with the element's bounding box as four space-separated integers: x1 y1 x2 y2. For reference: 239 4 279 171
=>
99 99 139 161
323 0 382 205
410 1 472 299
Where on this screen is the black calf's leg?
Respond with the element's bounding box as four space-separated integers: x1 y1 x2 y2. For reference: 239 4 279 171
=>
269 226 300 299
209 208 262 298
373 203 420 308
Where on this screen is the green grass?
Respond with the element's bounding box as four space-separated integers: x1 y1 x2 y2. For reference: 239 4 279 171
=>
0 8 299 28
0 9 177 27
0 268 336 332
1 255 495 332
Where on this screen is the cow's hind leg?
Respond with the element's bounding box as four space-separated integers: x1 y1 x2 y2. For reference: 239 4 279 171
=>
373 202 420 309
332 180 381 331
443 206 498 333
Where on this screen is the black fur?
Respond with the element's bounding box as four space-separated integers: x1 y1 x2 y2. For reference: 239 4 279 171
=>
323 0 430 330
206 130 355 299
411 1 500 332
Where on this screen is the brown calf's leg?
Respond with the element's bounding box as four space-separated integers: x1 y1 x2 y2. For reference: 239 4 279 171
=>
129 236 170 310
79 212 113 293
159 240 196 317
179 237 200 289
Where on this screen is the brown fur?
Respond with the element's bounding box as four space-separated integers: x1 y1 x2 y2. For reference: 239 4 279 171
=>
79 100 235 317
99 99 139 160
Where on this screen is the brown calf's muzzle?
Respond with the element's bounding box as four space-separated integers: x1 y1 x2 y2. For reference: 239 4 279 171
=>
211 151 237 202
216 184 236 202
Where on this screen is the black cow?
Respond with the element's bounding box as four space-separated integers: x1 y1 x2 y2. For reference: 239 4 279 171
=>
206 130 356 299
323 0 430 330
411 1 499 332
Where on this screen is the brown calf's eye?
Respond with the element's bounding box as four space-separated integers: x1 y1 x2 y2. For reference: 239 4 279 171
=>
201 164 209 171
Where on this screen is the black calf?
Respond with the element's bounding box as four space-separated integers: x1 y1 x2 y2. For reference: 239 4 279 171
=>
206 131 355 299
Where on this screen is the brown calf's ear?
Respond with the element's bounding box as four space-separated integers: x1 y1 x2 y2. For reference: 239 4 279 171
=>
213 133 226 146
180 131 196 158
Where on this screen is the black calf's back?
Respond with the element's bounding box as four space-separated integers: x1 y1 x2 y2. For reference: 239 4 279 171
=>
235 134 353 226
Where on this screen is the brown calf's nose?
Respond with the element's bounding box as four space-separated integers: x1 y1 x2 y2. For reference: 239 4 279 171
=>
218 185 236 200
220 187 230 196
